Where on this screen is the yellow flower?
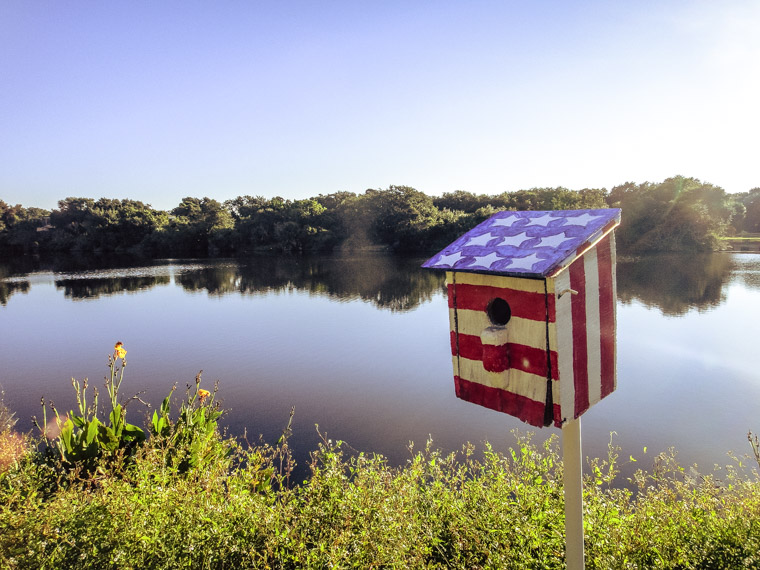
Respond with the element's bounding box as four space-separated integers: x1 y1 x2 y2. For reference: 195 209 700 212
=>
114 342 127 359
198 389 210 401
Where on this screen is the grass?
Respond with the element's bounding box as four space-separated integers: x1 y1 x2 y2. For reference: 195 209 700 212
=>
1 349 759 568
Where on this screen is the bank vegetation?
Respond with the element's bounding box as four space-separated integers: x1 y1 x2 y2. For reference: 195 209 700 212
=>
2 176 759 258
1 346 759 568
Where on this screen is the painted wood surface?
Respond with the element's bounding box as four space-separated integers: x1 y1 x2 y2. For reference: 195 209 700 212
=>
443 228 618 428
424 209 621 278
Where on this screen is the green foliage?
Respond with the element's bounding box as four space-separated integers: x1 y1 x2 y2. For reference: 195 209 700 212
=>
0 199 50 255
1 176 753 257
150 373 227 474
37 345 145 473
731 187 760 233
607 176 735 252
2 409 760 568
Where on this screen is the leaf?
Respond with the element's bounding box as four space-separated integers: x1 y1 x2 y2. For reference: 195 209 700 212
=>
110 404 123 435
60 418 75 454
123 423 146 443
85 419 100 446
97 424 119 453
70 413 87 429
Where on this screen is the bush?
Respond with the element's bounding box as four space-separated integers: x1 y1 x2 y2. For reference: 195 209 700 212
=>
1 348 759 567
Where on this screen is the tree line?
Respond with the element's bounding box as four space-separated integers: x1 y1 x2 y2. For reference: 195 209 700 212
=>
1 176 758 257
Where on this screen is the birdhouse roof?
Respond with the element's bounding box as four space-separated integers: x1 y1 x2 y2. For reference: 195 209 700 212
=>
422 208 621 278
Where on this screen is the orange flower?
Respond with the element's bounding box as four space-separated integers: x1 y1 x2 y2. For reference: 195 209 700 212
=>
114 342 127 359
198 389 210 401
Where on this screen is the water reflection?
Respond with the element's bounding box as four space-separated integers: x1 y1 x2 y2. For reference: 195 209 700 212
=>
731 254 760 290
0 263 30 305
617 254 734 315
1 252 759 489
55 276 171 300
0 280 29 306
2 252 756 315
175 255 445 312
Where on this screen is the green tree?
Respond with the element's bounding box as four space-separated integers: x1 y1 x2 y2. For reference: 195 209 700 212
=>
0 201 51 254
607 176 732 252
362 186 441 251
48 197 97 251
164 197 233 256
433 190 493 213
739 188 760 233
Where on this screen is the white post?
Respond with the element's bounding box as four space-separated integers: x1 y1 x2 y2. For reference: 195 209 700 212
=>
563 417 584 569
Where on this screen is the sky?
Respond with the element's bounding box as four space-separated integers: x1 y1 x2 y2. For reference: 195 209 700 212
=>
1 0 758 212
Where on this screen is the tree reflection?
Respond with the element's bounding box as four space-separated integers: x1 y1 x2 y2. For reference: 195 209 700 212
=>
730 255 760 291
176 254 445 312
0 261 31 305
0 280 29 305
55 276 171 300
617 254 734 315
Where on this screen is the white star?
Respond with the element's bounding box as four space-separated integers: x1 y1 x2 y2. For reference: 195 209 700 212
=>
490 214 521 227
497 232 531 247
436 251 465 267
469 252 505 270
535 232 573 248
465 232 496 247
506 252 544 271
528 213 562 226
562 213 602 226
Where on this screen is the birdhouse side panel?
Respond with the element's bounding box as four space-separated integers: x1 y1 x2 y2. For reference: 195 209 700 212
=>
446 272 556 427
598 232 617 399
550 233 617 426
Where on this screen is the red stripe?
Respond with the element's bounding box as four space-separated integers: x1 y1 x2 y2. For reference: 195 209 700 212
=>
596 236 615 398
553 403 562 428
448 283 555 322
452 332 558 379
450 330 458 355
454 376 547 427
569 259 589 416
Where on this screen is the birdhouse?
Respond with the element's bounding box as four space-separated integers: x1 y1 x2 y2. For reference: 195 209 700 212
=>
422 209 621 428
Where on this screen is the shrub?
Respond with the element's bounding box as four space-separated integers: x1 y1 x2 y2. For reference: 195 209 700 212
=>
1 348 759 567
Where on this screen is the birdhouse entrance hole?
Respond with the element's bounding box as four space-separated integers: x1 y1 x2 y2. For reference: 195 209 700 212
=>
487 297 511 326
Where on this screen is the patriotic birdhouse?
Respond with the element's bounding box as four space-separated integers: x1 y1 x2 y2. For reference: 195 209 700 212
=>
422 209 621 428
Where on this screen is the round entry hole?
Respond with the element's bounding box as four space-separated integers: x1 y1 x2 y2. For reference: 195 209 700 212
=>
487 297 511 326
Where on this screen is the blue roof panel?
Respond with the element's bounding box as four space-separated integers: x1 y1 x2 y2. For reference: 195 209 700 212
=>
422 208 621 278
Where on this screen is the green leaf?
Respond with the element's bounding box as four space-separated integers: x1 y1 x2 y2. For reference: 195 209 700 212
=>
60 418 75 454
70 413 87 429
85 418 100 446
97 424 119 453
110 404 123 435
123 423 146 443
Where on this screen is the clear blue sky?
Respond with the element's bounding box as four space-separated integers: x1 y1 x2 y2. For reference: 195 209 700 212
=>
2 0 758 211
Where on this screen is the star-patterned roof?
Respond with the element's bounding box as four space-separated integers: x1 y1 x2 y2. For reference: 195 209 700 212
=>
422 208 621 278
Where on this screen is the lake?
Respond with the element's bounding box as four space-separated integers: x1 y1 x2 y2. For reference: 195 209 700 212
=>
1 252 759 483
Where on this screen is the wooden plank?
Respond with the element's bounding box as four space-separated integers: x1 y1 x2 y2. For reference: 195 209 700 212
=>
450 308 552 352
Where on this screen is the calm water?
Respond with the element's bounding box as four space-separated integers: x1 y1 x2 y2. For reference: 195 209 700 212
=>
1 252 759 482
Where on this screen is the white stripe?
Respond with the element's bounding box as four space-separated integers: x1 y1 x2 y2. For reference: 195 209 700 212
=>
609 233 618 392
552 269 574 422
584 247 602 406
450 308 553 351
447 300 461 379
456 356 548 403
449 271 546 293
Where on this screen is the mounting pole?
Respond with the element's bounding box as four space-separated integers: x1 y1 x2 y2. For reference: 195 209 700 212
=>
563 417 584 569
